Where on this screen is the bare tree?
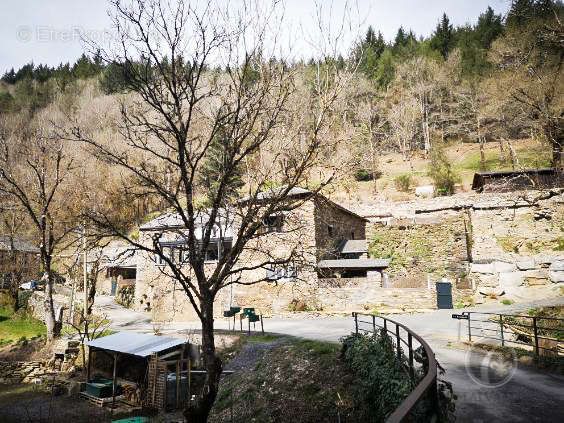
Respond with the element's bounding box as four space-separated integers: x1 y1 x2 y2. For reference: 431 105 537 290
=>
0 115 79 343
490 6 563 167
63 0 358 420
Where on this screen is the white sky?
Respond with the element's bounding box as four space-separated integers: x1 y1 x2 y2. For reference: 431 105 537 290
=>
0 0 511 74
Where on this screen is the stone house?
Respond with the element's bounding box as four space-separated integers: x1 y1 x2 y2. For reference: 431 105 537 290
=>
0 235 39 288
133 188 389 321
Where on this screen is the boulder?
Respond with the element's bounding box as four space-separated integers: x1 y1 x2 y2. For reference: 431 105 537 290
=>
493 261 516 273
516 259 536 271
471 263 495 274
415 185 435 198
498 272 524 290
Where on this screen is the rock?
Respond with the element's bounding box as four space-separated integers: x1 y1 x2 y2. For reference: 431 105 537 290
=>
533 209 552 220
471 263 495 274
549 271 564 283
516 259 536 271
498 272 524 290
549 261 564 272
519 356 534 366
415 185 435 198
493 261 516 273
524 269 549 286
534 254 557 266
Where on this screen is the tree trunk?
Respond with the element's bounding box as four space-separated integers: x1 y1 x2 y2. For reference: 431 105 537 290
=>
184 299 223 423
43 271 57 344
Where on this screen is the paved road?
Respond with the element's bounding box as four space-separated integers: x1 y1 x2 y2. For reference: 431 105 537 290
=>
95 295 564 422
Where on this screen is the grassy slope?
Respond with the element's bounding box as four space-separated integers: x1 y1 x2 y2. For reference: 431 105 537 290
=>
0 306 46 344
210 336 361 423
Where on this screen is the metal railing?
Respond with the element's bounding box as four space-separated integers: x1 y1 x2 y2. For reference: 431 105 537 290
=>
456 311 563 356
352 312 439 423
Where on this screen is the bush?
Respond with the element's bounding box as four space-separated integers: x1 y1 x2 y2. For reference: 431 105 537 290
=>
340 331 416 421
17 290 33 310
341 330 455 422
354 168 382 181
115 285 135 308
427 146 460 196
394 174 412 192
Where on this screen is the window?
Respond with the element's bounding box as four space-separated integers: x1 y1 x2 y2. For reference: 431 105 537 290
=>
351 231 355 240
327 225 334 236
262 215 283 233
266 264 296 281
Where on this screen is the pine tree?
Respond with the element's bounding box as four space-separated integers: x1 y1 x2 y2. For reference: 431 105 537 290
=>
394 26 407 49
199 126 244 205
1 68 16 84
475 6 504 49
431 13 454 58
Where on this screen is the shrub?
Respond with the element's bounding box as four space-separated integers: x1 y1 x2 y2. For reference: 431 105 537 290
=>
17 290 33 310
340 331 416 421
354 168 382 182
394 173 412 192
115 285 135 308
428 146 460 196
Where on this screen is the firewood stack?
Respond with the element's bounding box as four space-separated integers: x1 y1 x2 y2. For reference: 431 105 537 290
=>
122 384 141 405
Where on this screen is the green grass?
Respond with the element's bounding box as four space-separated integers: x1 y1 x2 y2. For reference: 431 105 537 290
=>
454 145 551 172
501 299 514 305
0 306 46 343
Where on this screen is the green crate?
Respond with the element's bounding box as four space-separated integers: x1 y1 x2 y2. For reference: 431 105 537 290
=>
86 378 115 398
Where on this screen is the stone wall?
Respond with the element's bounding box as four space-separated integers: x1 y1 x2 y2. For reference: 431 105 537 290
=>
0 361 47 384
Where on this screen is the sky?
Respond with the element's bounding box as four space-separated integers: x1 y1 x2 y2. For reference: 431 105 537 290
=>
0 0 512 75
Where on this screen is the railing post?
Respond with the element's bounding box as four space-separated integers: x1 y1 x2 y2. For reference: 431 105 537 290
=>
396 324 401 360
467 312 472 342
499 314 504 346
372 314 376 333
384 318 387 333
533 317 539 356
354 312 358 335
408 333 414 381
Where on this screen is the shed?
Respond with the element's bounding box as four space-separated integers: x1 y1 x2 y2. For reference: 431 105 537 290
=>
471 168 563 192
86 332 191 407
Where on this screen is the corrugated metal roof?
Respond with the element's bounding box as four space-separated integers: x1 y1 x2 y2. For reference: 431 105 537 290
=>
338 239 368 254
318 258 390 269
0 235 39 253
87 332 187 357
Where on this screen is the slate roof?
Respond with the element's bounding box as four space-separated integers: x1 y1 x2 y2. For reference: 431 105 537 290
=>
337 239 368 254
0 235 39 253
101 246 137 269
317 258 390 269
87 332 187 357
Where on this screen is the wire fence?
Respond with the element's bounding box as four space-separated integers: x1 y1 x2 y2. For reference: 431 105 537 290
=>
456 311 563 356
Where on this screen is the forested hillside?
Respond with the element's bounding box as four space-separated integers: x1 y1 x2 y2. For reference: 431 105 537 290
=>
0 0 562 230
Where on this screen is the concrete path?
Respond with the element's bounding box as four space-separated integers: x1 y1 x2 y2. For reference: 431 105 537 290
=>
94 295 564 422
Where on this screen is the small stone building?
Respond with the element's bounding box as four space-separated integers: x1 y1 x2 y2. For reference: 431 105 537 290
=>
133 188 389 321
0 235 39 288
471 168 563 192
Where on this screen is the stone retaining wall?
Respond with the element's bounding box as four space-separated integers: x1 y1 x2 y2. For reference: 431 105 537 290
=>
0 360 48 384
